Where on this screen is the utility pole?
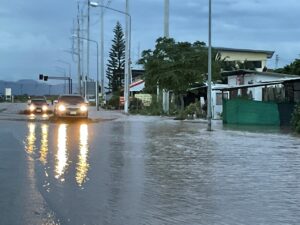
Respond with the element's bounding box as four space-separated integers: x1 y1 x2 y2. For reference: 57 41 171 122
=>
84 0 91 100
124 0 130 114
100 0 105 102
164 0 169 37
162 0 170 114
207 0 212 131
87 0 90 81
77 2 82 95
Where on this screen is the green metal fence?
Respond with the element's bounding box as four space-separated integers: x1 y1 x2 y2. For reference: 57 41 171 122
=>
223 99 280 125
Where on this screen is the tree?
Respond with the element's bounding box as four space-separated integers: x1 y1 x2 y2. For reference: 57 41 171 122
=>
275 58 300 75
106 21 125 93
139 37 219 110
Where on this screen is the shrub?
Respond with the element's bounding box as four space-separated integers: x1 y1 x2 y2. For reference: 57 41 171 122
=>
129 97 144 113
184 101 204 119
107 95 120 109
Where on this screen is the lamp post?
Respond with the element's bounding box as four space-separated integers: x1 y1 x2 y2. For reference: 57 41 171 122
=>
87 0 91 85
207 0 212 131
90 1 131 114
73 35 99 111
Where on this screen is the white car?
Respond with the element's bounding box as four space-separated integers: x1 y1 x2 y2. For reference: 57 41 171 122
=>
54 94 88 118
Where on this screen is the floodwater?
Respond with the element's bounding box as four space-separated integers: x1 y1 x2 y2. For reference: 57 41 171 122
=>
0 116 299 225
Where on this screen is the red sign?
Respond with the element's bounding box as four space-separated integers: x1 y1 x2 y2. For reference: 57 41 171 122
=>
119 96 125 106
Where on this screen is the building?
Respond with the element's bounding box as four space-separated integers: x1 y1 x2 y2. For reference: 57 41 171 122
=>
221 69 297 101
214 76 300 126
215 47 274 72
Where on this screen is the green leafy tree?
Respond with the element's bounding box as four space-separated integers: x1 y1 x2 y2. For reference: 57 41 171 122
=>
275 58 300 75
139 37 220 110
106 21 125 93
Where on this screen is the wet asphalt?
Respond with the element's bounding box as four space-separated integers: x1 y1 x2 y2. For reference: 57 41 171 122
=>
0 103 300 225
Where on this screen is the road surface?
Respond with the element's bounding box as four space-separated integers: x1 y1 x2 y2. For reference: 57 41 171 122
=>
0 103 299 225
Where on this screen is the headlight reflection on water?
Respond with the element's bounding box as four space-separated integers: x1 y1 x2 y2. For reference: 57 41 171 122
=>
76 124 90 187
55 124 68 181
24 121 91 187
25 123 36 154
39 124 49 165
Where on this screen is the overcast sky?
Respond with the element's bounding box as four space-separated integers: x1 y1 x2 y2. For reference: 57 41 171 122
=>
0 0 300 82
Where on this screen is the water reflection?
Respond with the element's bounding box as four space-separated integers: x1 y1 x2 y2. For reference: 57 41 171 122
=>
28 113 36 120
55 124 68 181
24 121 91 187
39 124 49 165
76 124 90 186
25 123 36 154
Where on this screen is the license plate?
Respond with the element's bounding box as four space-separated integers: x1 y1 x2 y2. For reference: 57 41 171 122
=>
36 109 42 112
70 111 77 115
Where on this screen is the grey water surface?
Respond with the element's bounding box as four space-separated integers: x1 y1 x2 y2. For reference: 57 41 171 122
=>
0 116 299 225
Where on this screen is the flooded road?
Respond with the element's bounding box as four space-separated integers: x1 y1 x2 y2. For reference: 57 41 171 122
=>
0 115 299 225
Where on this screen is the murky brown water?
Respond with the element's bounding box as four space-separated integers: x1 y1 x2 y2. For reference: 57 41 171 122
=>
0 116 299 225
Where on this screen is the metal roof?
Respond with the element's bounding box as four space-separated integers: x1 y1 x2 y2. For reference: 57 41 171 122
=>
214 47 274 59
221 69 299 78
213 77 300 91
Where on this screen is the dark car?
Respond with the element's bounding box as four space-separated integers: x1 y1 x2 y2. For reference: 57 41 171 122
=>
54 94 88 118
27 98 49 114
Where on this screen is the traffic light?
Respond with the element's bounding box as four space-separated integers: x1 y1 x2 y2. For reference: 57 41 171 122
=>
43 76 48 81
39 74 44 80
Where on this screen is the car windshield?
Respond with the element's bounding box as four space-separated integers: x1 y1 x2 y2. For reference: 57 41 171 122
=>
31 99 47 104
59 96 84 104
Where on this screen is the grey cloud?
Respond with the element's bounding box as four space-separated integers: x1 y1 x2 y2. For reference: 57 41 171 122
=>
0 0 300 81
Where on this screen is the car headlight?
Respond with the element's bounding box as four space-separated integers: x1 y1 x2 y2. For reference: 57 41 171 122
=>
42 105 48 111
80 105 87 112
58 104 66 111
29 105 35 111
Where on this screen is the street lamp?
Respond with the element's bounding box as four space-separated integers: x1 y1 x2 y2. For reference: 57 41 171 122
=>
90 1 131 114
72 35 100 111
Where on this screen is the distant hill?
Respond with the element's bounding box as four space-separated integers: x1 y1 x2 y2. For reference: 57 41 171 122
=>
16 79 39 84
0 79 78 96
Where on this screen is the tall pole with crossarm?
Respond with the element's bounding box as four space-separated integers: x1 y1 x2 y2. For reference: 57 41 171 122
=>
73 35 99 111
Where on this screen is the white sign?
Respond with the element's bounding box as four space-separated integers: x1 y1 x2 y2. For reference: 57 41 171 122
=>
5 88 11 96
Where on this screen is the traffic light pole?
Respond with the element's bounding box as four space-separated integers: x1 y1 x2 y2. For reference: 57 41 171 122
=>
39 74 73 94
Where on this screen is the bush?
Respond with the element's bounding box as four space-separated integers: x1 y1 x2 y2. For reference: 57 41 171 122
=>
184 101 204 119
291 104 300 133
107 95 120 109
129 98 144 113
174 110 187 120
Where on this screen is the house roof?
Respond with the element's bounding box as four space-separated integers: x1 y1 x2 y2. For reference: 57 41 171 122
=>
130 80 145 92
213 77 300 91
221 69 299 78
214 47 275 59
